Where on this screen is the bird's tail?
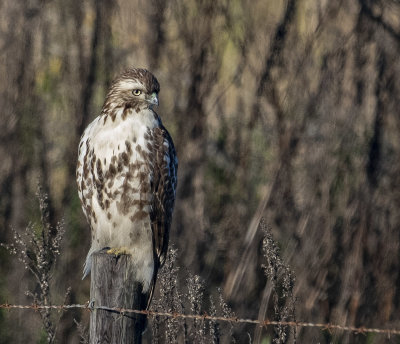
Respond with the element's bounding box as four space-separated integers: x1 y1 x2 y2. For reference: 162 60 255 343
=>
146 261 160 310
82 250 94 280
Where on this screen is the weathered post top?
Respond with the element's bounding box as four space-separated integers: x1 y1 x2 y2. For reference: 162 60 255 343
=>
89 251 147 344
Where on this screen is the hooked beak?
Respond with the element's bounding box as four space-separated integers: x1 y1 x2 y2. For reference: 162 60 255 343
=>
148 92 159 106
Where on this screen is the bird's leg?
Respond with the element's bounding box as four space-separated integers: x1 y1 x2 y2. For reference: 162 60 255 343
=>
106 247 130 256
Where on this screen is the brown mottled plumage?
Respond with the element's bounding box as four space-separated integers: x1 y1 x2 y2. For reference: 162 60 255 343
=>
76 68 177 308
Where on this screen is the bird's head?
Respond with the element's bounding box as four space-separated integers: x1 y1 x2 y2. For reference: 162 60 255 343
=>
104 68 160 111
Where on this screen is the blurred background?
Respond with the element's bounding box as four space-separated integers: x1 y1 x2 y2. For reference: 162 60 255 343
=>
1 0 400 342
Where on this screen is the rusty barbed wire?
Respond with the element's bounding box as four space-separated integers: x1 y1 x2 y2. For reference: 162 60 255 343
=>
0 303 399 337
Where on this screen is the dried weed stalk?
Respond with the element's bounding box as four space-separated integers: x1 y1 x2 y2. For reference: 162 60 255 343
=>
260 218 296 344
187 273 206 343
208 295 220 343
73 318 89 344
1 186 67 343
151 247 239 343
151 247 183 343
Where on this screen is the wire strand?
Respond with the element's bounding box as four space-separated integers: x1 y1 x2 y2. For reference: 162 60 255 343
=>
0 303 399 336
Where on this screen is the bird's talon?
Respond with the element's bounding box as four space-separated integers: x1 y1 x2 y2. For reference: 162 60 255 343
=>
106 247 129 256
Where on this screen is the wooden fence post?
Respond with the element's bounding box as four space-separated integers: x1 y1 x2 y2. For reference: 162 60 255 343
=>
89 251 147 344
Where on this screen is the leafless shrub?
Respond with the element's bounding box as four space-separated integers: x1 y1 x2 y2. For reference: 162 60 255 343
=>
1 186 67 343
260 218 296 344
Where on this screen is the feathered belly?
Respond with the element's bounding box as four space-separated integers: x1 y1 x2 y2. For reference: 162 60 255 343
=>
88 160 155 292
91 150 154 244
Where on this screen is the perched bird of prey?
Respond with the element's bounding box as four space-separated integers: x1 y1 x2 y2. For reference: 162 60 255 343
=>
76 68 177 307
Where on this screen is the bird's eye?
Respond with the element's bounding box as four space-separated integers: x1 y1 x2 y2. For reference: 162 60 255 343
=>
133 89 142 96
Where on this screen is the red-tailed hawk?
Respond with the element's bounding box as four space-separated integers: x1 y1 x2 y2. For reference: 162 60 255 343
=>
76 68 177 306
